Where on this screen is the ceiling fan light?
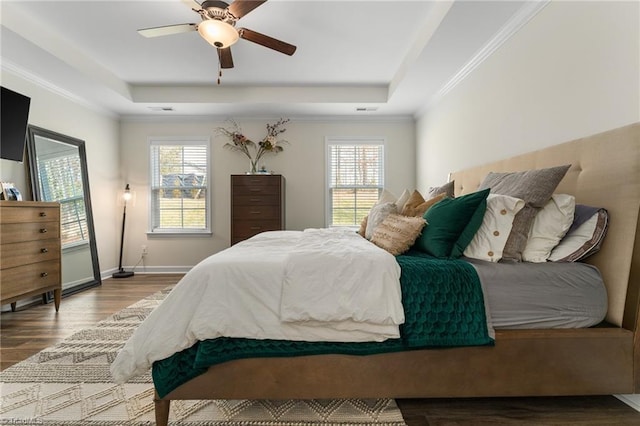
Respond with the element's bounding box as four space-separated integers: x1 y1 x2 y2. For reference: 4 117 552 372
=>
197 19 239 48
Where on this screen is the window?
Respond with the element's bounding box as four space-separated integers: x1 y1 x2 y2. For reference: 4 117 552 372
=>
326 137 385 227
37 148 88 247
149 137 210 234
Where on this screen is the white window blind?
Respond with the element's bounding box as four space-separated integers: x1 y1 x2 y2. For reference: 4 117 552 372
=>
326 138 384 227
149 138 210 234
37 150 88 247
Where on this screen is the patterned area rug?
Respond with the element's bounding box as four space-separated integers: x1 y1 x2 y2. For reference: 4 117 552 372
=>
0 287 407 425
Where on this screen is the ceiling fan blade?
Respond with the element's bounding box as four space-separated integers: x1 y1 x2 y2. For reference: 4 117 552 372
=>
218 47 234 69
239 28 297 56
228 1 268 19
138 23 197 38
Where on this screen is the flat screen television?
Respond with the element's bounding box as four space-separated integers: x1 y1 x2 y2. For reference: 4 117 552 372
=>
1 87 31 162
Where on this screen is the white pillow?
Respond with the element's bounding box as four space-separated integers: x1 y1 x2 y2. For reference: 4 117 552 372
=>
377 189 397 205
395 189 411 214
365 202 397 239
522 194 575 263
548 207 608 262
464 194 525 262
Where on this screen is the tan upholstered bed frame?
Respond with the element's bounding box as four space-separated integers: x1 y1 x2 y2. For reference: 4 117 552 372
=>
155 123 640 426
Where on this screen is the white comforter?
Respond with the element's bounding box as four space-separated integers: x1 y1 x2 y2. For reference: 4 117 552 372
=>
111 228 404 383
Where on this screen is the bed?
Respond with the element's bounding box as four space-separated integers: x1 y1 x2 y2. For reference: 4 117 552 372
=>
115 123 640 426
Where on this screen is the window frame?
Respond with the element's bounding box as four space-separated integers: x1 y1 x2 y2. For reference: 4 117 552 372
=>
147 136 212 236
35 148 89 249
325 136 386 228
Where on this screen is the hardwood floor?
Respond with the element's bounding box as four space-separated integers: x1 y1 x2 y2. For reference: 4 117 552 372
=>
2 274 639 425
0 273 179 370
397 397 640 425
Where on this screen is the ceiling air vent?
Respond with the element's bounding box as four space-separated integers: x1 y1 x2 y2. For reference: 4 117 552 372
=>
356 107 378 112
148 106 174 112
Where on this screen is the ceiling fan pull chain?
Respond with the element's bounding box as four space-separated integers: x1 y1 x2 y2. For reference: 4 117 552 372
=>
218 63 222 85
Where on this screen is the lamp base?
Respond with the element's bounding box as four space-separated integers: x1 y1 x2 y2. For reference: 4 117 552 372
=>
112 270 134 279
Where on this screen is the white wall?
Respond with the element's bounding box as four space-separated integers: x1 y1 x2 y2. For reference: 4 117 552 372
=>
416 0 640 192
119 117 415 270
0 70 122 273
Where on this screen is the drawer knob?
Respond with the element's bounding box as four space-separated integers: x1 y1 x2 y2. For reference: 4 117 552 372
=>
40 272 49 278
41 248 49 253
250 199 261 202
40 228 48 233
250 211 261 215
39 212 47 217
250 226 262 230
250 189 262 192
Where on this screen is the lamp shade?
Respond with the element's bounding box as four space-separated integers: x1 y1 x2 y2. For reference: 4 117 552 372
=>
117 184 136 207
197 19 239 48
123 184 132 202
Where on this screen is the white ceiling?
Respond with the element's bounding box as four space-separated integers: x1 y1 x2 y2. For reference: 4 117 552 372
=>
0 0 539 119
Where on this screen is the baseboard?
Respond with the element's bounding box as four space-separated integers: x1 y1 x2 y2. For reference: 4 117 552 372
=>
614 394 640 412
101 266 192 280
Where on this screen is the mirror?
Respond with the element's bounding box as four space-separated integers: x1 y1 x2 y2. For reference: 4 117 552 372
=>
26 125 101 295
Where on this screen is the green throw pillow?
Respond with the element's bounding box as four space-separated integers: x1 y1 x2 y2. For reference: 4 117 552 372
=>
413 188 490 258
450 197 488 258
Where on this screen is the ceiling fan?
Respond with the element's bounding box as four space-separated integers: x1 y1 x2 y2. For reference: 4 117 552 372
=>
138 0 297 77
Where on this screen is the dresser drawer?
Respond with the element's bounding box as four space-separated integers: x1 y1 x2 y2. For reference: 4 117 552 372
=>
0 260 61 301
232 175 281 187
0 205 59 224
232 205 281 220
232 184 281 196
1 240 61 270
0 222 60 244
232 220 282 238
233 195 281 206
233 175 281 195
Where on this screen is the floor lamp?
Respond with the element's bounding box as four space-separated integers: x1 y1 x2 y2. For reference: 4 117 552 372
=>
113 184 134 278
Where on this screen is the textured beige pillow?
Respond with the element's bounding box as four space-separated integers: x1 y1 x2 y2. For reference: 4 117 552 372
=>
478 164 571 261
370 214 426 256
401 191 446 217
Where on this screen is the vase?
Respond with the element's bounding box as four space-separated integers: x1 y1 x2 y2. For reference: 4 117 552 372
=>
248 159 258 174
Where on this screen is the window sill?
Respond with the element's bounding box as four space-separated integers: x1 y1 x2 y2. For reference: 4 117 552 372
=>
62 241 90 253
146 230 213 238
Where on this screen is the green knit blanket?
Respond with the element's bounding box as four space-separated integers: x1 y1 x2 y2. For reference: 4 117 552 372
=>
152 251 493 397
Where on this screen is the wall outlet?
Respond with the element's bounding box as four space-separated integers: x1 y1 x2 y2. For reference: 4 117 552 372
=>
141 245 148 256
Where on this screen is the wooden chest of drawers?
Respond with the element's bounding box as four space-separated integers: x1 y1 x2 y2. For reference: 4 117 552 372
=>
0 201 62 311
231 175 285 245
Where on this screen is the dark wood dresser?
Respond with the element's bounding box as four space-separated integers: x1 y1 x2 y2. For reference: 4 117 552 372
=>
231 175 285 245
0 201 62 311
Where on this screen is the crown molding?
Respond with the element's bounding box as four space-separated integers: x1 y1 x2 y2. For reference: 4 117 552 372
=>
1 59 118 119
120 114 415 123
415 0 551 118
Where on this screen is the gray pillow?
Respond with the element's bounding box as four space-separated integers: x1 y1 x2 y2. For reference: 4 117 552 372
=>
428 180 455 199
478 164 571 261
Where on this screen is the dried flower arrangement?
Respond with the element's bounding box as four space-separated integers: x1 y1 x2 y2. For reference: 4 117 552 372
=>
216 118 290 173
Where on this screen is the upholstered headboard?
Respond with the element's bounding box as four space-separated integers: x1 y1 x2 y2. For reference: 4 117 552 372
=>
450 123 640 328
